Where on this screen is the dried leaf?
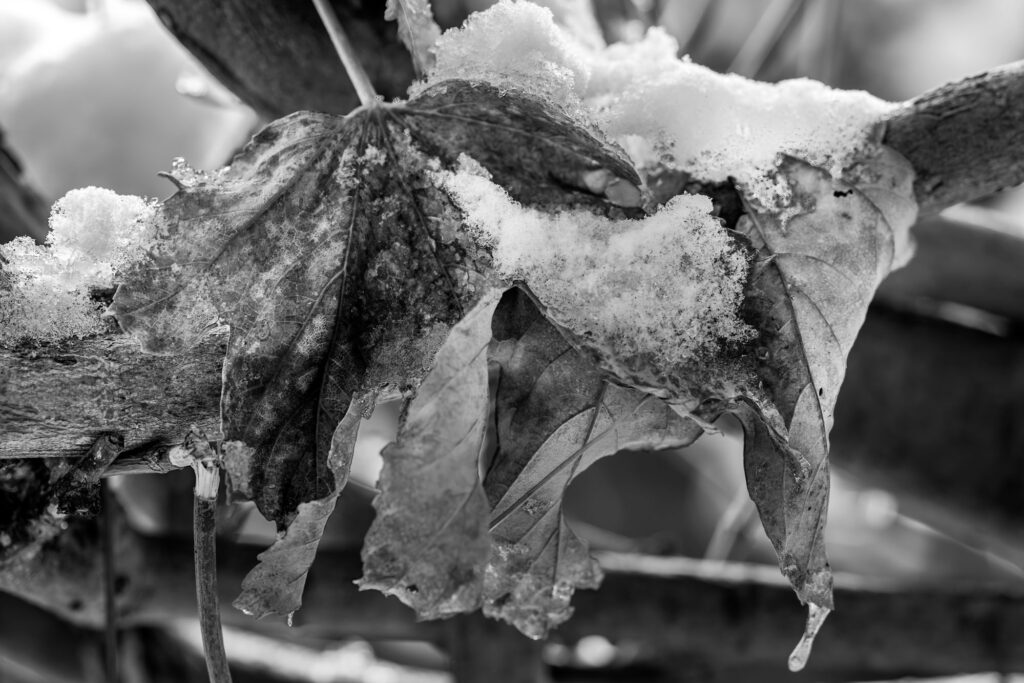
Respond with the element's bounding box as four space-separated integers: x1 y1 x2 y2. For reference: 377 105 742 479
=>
484 290 705 638
111 80 639 616
359 292 500 618
385 0 442 77
734 147 917 607
232 402 361 619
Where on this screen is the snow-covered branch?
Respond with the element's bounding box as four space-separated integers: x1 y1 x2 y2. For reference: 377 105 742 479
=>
144 0 1024 215
885 59 1024 214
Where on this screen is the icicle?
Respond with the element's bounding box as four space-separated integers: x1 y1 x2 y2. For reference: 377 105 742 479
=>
788 602 831 672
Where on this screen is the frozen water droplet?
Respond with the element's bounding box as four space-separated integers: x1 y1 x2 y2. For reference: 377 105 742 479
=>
286 612 295 627
788 603 830 672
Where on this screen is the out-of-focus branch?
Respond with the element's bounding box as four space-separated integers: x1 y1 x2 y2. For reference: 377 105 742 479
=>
884 60 1024 215
876 208 1024 322
832 306 1024 554
5 524 1024 681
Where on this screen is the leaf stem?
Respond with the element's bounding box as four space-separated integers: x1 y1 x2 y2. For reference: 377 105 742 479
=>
193 462 233 683
311 0 378 107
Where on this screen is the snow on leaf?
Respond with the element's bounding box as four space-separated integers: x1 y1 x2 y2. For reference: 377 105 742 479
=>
233 401 361 619
734 146 918 608
359 292 500 618
483 289 705 638
111 79 640 617
385 0 441 77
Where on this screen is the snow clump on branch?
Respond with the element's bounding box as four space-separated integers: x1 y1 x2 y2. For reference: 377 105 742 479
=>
421 0 897 209
0 187 154 346
441 157 753 365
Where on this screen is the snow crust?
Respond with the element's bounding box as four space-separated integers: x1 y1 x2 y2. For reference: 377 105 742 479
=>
0 187 153 346
424 1 897 208
442 159 752 364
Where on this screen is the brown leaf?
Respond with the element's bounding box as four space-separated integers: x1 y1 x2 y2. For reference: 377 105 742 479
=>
484 290 705 638
232 401 361 620
734 148 917 607
111 80 639 616
359 292 500 618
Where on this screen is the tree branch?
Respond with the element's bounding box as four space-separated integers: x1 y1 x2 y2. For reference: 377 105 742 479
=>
876 208 1024 322
884 60 1024 215
5 523 1024 680
5 307 1022 544
0 334 223 460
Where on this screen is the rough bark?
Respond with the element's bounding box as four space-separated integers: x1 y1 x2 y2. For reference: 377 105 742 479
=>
884 60 1024 215
0 334 223 460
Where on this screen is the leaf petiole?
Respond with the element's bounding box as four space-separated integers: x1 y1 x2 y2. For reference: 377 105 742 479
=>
193 461 232 683
311 0 379 107
172 431 233 683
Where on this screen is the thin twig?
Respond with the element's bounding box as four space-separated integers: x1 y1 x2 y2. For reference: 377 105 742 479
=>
311 0 378 107
193 461 232 683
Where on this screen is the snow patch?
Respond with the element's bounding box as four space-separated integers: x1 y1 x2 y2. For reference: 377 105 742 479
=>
0 187 154 346
424 1 896 208
441 161 752 365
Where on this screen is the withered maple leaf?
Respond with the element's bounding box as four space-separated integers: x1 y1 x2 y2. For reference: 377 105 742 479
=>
483 289 706 637
111 80 639 618
733 147 917 608
360 288 704 637
517 145 917 612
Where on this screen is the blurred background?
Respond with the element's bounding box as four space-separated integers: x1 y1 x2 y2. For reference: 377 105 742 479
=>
3 0 1024 681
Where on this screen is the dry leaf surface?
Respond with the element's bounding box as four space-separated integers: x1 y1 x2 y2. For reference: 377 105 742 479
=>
111 80 639 618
